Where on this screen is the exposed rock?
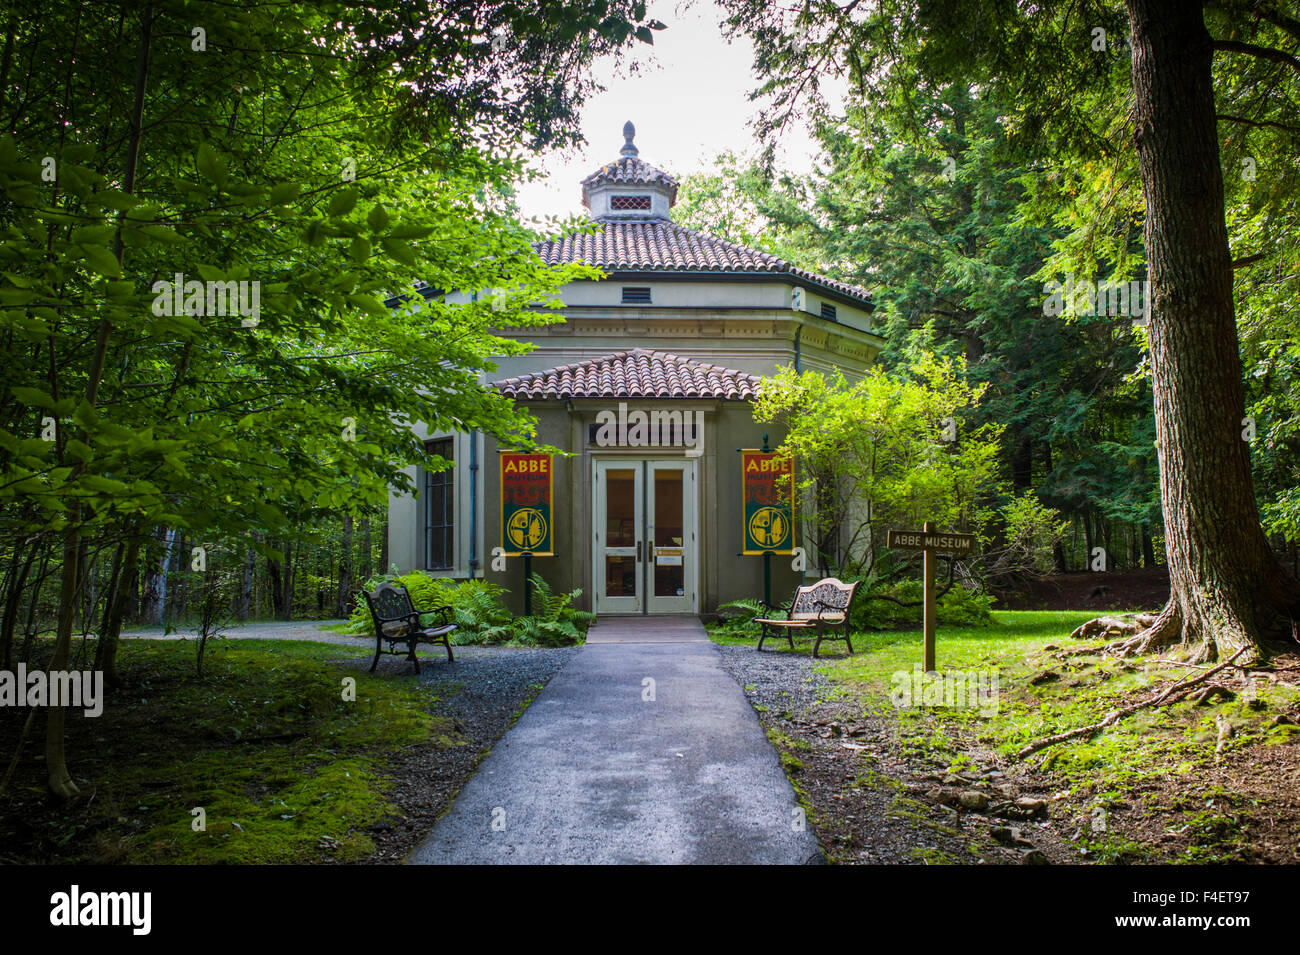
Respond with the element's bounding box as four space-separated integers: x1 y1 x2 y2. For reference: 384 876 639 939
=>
959 791 990 811
990 826 1017 845
1015 797 1049 817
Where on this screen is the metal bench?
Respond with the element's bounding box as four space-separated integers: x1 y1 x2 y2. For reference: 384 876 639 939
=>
361 582 456 674
754 577 860 658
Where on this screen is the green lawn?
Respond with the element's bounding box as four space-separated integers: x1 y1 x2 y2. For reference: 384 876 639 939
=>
0 638 463 864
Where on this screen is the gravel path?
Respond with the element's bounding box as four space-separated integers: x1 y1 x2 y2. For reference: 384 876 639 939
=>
714 643 835 716
122 619 361 644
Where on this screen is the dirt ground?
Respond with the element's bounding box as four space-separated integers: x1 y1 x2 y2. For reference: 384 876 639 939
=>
733 647 1300 865
992 569 1170 613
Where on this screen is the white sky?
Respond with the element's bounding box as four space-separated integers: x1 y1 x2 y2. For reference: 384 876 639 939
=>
514 0 827 222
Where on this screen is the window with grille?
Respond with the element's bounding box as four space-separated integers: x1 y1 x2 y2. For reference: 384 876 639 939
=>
424 438 454 570
820 302 838 321
622 287 652 304
610 195 651 211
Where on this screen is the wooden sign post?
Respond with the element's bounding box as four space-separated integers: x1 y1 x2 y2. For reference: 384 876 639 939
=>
887 522 977 672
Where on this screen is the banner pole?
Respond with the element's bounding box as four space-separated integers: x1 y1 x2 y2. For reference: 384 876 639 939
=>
524 553 532 616
762 433 772 608
923 520 936 673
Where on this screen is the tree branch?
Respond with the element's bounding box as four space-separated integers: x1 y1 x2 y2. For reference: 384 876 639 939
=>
1216 112 1300 134
1212 39 1300 75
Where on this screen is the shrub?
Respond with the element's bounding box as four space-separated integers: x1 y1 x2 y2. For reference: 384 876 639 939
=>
713 598 766 636
349 571 589 647
511 574 594 647
848 577 993 631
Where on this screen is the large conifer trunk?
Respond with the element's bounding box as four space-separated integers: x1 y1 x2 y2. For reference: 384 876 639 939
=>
1125 0 1299 660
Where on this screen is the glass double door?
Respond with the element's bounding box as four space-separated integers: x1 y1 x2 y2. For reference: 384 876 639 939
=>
593 459 696 614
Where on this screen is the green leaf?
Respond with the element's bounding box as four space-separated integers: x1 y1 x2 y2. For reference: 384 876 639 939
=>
197 143 225 184
10 386 57 409
269 182 301 205
385 224 433 240
381 237 416 266
79 474 129 494
79 244 122 278
347 293 388 316
65 439 94 463
367 203 390 233
328 186 359 217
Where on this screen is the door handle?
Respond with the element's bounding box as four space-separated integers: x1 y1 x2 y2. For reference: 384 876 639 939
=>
648 541 654 562
636 540 642 562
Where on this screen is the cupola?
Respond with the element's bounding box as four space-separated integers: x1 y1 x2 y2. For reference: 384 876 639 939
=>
580 122 679 222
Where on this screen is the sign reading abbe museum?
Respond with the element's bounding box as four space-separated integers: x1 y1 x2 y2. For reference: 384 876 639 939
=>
741 450 795 555
887 528 977 555
500 452 553 556
888 523 978 672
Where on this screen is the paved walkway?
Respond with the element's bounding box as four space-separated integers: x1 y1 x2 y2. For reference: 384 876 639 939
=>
122 619 362 645
408 616 823 865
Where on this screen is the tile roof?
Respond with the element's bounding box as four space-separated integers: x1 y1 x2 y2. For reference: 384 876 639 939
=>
533 219 872 306
580 156 679 194
494 348 762 401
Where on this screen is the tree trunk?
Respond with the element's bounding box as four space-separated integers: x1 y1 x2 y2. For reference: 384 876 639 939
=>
46 530 82 798
48 1 154 799
1 539 38 671
337 511 353 617
142 527 176 625
360 516 372 581
237 545 255 620
95 536 139 688
1011 437 1033 491
1123 0 1300 661
284 542 294 620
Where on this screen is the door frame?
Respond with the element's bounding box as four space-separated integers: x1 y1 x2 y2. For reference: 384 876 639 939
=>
592 459 644 614
592 455 699 615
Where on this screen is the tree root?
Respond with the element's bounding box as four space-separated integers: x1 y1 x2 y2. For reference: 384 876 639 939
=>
1015 648 1246 761
1067 614 1160 642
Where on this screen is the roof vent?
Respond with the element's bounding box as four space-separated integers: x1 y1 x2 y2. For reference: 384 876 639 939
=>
820 302 838 322
622 286 652 304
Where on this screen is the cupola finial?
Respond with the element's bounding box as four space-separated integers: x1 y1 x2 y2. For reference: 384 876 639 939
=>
620 121 638 157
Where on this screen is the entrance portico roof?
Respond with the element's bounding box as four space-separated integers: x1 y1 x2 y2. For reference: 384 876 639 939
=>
493 348 762 401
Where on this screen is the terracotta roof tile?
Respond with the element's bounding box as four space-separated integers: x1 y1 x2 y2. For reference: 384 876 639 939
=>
495 348 762 401
580 156 679 196
533 219 871 306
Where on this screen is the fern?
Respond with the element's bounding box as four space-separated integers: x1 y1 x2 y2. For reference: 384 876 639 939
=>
711 597 768 636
